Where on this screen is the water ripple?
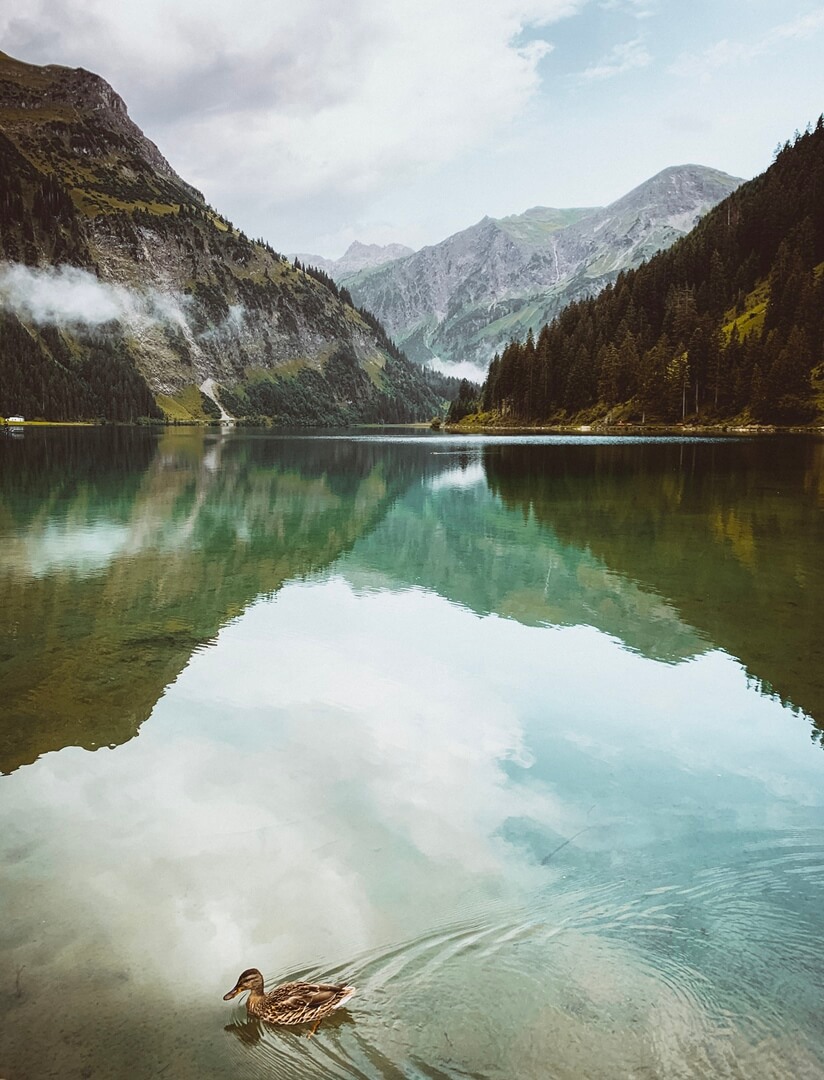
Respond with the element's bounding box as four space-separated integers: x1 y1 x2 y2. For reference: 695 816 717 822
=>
221 835 824 1078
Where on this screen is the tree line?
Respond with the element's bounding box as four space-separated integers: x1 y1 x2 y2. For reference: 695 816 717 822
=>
475 118 824 425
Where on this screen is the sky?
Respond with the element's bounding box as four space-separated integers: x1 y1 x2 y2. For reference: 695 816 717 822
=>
1 0 823 257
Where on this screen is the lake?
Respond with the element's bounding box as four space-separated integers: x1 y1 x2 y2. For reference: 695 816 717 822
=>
1 427 823 1080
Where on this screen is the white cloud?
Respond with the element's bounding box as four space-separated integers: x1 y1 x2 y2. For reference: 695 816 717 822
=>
428 356 490 383
0 582 568 989
599 0 655 17
0 262 189 328
0 263 249 349
669 9 824 81
428 462 487 491
197 302 246 342
579 35 650 80
1 574 820 1007
1 0 821 253
0 1 583 221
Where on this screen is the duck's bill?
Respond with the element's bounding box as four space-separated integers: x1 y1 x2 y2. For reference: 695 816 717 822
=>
223 986 242 1000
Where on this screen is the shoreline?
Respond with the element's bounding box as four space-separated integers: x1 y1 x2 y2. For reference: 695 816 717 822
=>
442 420 824 438
4 418 824 437
1 420 98 427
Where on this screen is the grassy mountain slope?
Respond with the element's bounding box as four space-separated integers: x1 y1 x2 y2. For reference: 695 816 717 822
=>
476 121 824 426
0 51 442 424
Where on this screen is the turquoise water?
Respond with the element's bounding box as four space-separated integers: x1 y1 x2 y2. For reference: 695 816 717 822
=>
1 427 823 1079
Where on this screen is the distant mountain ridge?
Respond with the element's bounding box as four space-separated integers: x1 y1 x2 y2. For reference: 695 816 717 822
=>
0 51 441 424
293 240 416 277
340 165 743 375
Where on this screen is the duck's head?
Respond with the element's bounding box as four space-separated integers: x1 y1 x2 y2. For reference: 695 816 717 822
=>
223 968 265 1000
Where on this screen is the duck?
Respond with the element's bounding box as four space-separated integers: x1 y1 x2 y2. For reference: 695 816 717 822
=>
223 967 356 1036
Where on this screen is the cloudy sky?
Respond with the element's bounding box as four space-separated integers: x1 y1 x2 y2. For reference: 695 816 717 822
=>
2 0 823 256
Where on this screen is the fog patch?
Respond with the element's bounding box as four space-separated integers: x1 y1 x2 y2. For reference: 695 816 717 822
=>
427 356 488 385
0 262 191 331
197 303 246 342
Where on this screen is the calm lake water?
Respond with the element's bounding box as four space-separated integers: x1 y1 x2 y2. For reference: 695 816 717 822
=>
1 427 823 1080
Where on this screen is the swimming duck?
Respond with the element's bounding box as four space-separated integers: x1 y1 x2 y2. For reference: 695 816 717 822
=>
223 968 356 1036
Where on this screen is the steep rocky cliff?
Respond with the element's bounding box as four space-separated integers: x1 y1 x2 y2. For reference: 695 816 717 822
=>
0 52 441 423
344 166 742 376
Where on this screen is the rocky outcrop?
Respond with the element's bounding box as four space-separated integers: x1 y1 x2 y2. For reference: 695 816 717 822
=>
343 166 742 375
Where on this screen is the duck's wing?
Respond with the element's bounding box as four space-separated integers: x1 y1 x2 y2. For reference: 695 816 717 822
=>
275 982 350 1008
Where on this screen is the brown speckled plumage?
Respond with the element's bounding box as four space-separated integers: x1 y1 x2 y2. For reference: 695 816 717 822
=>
223 967 356 1035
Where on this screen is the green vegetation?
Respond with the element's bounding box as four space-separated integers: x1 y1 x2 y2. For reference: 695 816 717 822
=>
0 316 162 422
0 52 443 424
219 345 440 425
155 385 220 423
473 120 824 427
446 378 482 423
721 279 769 343
495 205 596 246
480 438 824 736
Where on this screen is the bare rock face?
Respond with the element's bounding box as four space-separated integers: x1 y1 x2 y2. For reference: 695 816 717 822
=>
0 51 440 423
343 166 742 375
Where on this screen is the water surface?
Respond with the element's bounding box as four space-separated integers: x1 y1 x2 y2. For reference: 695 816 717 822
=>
1 428 823 1079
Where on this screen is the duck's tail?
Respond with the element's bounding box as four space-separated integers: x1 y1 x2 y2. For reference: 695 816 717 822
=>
334 986 356 1009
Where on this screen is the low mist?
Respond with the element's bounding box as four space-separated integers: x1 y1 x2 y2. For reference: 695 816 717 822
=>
427 356 488 385
0 262 198 334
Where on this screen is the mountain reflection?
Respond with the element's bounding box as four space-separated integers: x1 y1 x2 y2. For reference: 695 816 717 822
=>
480 438 824 738
342 453 707 664
1 430 822 775
0 428 440 773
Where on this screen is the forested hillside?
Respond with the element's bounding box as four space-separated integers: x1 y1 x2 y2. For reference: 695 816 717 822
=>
475 120 824 426
0 52 442 424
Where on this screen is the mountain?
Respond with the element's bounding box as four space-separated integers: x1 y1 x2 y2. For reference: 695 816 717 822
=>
293 240 415 277
343 166 742 376
0 52 442 424
476 120 824 426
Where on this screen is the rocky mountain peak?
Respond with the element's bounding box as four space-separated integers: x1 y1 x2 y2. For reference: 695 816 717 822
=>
56 66 129 116
0 51 201 200
344 164 743 373
601 164 739 211
0 52 127 117
292 240 415 277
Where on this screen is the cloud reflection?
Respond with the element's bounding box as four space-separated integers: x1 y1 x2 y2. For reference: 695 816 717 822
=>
1 574 824 1077
3 577 822 995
